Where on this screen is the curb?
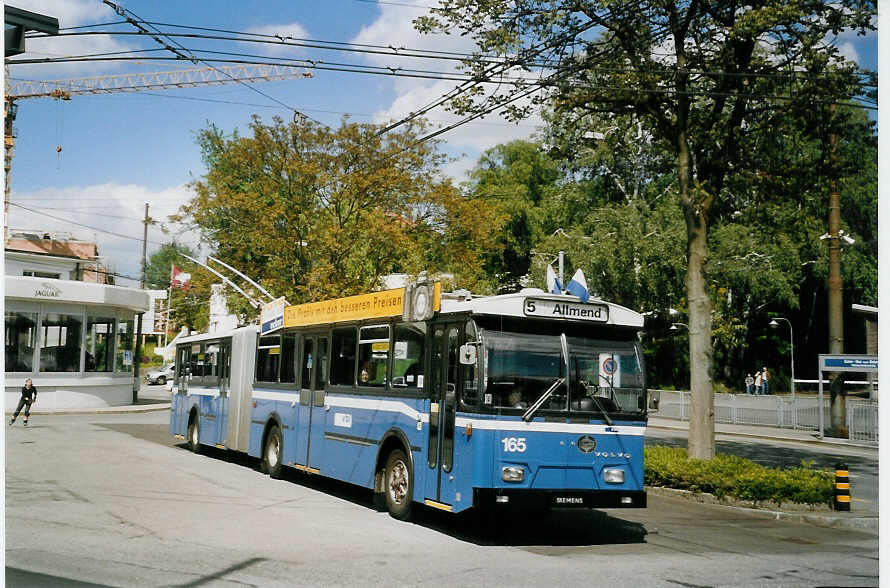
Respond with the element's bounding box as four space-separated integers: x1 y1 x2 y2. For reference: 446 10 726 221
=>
647 421 878 451
646 486 878 533
5 403 171 416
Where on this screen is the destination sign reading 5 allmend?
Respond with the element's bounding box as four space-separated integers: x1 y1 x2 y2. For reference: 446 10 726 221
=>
523 298 609 322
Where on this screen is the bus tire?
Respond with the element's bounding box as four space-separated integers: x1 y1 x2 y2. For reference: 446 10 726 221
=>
187 413 201 454
263 425 283 479
383 449 413 521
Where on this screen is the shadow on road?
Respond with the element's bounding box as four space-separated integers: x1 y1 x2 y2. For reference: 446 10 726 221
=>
102 423 649 546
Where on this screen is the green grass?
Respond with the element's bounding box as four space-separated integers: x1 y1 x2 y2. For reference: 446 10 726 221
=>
645 446 834 506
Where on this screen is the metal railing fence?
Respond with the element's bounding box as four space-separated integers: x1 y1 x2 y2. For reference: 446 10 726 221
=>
652 390 877 444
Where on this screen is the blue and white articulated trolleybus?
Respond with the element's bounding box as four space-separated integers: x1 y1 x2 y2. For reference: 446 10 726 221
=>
170 282 648 520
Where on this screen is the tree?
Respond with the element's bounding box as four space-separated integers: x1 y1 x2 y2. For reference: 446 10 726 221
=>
143 242 209 333
417 1 875 458
179 116 501 308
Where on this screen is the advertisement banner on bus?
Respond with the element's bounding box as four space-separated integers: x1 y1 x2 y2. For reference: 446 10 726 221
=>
284 288 406 327
261 296 287 335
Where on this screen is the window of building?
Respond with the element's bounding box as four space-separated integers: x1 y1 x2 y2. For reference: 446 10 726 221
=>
330 327 357 386
86 316 115 372
256 334 281 382
391 323 425 389
115 318 134 373
358 325 389 387
40 312 83 372
23 270 61 279
5 310 37 372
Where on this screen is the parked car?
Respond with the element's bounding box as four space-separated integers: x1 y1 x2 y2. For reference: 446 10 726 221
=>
145 363 175 385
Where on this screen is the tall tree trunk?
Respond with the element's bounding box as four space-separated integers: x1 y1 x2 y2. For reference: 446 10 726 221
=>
678 139 715 461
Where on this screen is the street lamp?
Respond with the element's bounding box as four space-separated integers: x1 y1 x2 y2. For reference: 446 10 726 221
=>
769 317 795 404
670 322 688 332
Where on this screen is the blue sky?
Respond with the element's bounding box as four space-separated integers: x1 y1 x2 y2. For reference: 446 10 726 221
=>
6 1 878 286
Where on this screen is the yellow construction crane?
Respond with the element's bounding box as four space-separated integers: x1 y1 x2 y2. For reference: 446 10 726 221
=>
4 64 313 242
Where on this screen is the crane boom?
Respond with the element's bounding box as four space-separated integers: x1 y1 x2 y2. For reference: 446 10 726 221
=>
4 63 313 244
6 63 313 99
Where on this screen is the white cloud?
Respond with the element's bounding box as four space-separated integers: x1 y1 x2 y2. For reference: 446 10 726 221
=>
10 183 202 285
351 2 542 175
8 1 138 79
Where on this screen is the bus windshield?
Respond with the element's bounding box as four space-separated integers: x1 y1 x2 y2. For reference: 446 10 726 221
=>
483 330 644 418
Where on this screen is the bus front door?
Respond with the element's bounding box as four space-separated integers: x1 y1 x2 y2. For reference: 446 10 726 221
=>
297 335 328 472
425 323 461 508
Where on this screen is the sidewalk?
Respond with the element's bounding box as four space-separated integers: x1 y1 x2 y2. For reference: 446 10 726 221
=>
648 414 878 450
6 387 171 415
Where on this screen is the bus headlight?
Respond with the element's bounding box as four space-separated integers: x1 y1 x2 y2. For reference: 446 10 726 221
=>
603 468 625 484
502 466 524 483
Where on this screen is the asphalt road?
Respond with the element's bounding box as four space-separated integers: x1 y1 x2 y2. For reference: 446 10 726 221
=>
5 411 879 587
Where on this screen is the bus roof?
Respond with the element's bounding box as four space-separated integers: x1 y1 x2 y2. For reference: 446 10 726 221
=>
176 325 257 345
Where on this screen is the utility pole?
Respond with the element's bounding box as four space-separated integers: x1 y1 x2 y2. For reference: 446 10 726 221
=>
133 203 149 403
827 120 846 434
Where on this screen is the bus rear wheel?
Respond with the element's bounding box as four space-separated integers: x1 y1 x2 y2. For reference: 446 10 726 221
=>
384 449 413 521
187 414 200 454
263 425 283 479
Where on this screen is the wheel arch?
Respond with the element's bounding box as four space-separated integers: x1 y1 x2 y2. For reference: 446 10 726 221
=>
374 427 414 496
261 411 285 458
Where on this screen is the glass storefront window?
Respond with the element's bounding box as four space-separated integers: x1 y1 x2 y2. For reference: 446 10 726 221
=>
40 312 83 372
115 318 135 373
5 311 37 372
86 316 115 372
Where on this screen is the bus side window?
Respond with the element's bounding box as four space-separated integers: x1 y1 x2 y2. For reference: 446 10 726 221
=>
329 327 357 386
256 334 281 383
358 325 389 388
280 332 297 384
391 323 425 389
461 321 478 408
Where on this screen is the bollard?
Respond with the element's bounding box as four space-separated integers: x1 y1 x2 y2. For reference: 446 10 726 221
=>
833 463 851 511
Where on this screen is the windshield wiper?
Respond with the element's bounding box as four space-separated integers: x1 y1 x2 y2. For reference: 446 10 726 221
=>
587 387 613 426
522 377 565 422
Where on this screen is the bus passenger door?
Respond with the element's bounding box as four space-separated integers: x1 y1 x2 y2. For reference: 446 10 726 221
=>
296 335 328 471
173 346 190 436
425 323 461 506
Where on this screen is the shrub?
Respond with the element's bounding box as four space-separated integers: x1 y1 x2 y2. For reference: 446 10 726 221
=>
644 446 834 506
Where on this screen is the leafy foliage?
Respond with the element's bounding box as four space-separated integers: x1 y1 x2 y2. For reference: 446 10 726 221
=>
178 116 501 315
645 446 834 506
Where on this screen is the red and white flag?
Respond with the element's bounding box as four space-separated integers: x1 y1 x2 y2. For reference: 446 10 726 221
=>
171 265 191 289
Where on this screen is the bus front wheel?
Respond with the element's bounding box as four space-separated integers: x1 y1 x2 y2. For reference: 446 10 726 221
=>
263 426 283 479
384 449 413 521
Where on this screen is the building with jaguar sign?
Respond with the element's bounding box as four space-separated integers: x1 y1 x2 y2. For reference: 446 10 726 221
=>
5 236 151 409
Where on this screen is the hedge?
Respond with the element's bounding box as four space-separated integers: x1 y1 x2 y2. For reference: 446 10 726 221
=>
644 446 834 506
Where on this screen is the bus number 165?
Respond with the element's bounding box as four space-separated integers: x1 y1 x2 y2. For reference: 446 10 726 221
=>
502 437 527 452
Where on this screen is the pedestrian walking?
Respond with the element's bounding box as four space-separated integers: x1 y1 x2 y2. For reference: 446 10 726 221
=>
762 367 770 395
754 370 763 395
10 378 37 426
744 373 754 394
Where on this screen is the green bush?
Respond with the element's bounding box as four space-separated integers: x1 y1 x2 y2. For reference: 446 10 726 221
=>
644 446 834 506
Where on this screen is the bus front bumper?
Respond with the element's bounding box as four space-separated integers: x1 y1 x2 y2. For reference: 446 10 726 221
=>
474 488 646 509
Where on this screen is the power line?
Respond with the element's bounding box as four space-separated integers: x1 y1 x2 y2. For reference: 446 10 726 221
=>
98 1 321 125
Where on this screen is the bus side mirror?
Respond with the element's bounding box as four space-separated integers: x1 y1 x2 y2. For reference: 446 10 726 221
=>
648 389 660 410
459 343 477 365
